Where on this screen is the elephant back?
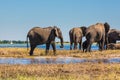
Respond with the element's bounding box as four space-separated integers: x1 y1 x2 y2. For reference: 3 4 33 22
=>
85 23 106 41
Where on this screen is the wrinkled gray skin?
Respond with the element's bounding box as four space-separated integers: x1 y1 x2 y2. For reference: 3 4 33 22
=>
108 29 120 43
84 23 110 52
27 26 64 56
107 43 120 49
69 26 87 50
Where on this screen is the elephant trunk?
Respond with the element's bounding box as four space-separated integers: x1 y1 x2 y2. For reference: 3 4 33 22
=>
104 22 110 49
59 36 64 48
104 22 110 33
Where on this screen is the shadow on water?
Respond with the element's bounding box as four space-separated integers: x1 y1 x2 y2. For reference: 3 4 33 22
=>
0 57 120 65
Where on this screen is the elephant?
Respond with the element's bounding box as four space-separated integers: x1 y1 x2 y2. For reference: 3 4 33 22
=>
82 40 88 52
108 29 120 43
69 26 87 50
106 43 120 50
83 22 110 52
27 26 64 56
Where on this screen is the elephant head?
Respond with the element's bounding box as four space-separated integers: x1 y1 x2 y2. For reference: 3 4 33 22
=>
53 26 64 48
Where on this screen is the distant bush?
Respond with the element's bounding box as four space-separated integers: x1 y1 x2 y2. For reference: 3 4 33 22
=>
0 40 26 44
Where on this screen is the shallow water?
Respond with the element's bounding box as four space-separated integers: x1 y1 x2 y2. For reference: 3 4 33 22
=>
0 57 120 65
0 44 99 50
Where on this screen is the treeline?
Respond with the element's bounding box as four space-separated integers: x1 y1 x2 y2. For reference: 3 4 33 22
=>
0 40 27 44
56 41 69 44
0 40 70 44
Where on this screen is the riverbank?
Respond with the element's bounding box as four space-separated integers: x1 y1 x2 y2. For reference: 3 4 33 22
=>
0 48 120 58
0 48 120 80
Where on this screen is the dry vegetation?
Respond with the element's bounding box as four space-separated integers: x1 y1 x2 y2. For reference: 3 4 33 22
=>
0 63 120 80
0 48 120 80
0 48 120 58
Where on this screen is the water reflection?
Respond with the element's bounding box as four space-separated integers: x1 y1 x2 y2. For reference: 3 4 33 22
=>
0 57 120 65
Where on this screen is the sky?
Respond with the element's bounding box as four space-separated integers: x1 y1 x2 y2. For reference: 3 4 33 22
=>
0 0 120 41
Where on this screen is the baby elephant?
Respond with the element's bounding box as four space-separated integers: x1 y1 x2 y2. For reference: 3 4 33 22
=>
106 43 120 50
82 40 88 52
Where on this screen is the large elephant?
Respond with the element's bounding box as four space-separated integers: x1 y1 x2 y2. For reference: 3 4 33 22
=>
83 22 110 52
27 26 64 56
106 43 120 50
108 29 120 43
69 26 87 50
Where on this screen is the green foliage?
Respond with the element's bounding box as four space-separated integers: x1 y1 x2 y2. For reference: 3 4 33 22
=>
0 40 26 44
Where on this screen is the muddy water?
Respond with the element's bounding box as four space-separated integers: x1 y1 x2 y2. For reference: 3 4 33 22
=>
0 57 120 65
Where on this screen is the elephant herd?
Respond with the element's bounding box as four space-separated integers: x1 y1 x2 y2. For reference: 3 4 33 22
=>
27 22 120 56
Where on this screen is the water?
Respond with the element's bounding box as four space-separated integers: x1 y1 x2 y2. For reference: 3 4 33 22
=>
1 44 116 65
0 44 99 50
0 57 120 64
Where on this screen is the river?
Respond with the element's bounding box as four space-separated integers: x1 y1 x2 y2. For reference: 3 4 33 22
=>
0 43 99 50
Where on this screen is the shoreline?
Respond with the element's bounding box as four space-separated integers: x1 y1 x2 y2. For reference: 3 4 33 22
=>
0 48 120 58
0 48 120 79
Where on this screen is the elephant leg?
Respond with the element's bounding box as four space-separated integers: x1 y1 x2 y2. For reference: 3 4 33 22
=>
79 39 82 50
86 40 92 52
101 42 105 51
89 44 92 52
101 38 105 51
79 42 81 50
70 42 73 50
74 42 77 50
98 42 102 50
30 45 36 56
83 48 85 52
105 37 109 50
113 40 116 43
51 42 56 55
46 43 50 55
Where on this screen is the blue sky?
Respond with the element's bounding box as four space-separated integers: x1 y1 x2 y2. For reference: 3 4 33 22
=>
0 0 120 41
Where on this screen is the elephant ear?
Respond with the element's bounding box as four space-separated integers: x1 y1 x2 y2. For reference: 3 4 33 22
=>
54 26 59 37
104 22 110 33
80 26 87 36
